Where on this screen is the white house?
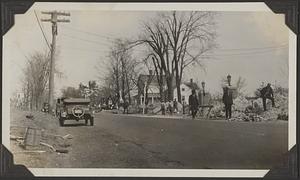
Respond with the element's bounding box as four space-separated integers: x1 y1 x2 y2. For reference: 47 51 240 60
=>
173 83 191 105
173 79 200 104
137 71 167 105
173 79 213 106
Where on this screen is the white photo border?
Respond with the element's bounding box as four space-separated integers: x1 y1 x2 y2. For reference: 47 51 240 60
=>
2 2 296 177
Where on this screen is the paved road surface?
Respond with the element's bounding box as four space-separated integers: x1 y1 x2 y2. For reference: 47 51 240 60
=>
59 111 288 169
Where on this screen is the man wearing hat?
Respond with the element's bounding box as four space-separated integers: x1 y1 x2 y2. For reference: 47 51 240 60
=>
189 89 199 119
223 74 233 119
260 83 275 111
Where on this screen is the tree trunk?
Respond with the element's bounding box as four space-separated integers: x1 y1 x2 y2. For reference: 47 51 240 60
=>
145 85 149 105
121 76 125 101
158 72 164 102
159 85 164 101
115 64 120 100
175 60 182 103
125 72 131 104
25 83 30 110
176 80 181 103
152 57 164 102
35 95 39 111
121 60 126 103
30 89 34 111
166 75 174 101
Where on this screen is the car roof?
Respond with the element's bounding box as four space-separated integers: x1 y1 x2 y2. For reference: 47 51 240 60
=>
63 98 91 103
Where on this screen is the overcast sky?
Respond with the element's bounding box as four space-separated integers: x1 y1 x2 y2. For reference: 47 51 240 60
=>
3 5 289 97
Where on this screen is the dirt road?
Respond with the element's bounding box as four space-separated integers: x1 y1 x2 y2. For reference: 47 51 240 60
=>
59 111 288 169
10 109 288 169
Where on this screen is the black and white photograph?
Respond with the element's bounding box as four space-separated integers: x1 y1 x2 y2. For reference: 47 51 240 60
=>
2 2 297 177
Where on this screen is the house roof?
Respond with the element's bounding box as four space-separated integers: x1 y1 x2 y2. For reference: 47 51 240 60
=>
138 74 176 85
138 74 199 93
138 74 162 85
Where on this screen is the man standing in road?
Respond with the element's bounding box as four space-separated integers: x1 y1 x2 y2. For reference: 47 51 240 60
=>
260 83 275 111
173 98 178 113
189 89 199 119
223 74 233 119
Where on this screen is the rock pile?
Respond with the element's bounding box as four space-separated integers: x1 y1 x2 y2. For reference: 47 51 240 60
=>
209 92 288 122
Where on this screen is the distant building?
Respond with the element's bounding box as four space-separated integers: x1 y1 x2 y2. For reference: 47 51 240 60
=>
173 79 200 104
137 72 204 105
137 70 167 105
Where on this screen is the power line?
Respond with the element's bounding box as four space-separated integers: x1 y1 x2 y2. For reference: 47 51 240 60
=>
203 47 287 57
59 54 103 59
61 25 115 41
62 46 110 54
61 33 112 46
217 44 288 52
61 25 289 53
34 10 51 50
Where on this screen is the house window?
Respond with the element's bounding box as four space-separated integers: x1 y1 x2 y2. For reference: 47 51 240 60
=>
182 88 185 91
182 96 185 101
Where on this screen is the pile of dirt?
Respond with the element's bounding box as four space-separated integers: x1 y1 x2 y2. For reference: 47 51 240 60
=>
209 103 225 118
10 108 73 167
11 109 58 132
209 92 288 122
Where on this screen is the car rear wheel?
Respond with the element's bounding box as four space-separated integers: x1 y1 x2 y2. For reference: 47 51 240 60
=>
90 117 94 126
59 118 64 127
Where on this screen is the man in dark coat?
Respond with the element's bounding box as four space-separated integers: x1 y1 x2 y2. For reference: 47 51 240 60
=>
173 98 178 113
161 100 166 115
189 89 199 119
223 74 233 119
260 83 275 111
123 100 129 114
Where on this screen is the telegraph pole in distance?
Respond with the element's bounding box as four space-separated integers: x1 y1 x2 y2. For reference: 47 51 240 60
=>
41 11 70 113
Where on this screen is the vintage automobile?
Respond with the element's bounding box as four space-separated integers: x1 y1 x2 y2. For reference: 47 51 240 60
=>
57 98 94 126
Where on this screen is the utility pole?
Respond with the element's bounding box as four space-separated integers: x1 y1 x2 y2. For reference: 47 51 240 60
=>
41 11 70 113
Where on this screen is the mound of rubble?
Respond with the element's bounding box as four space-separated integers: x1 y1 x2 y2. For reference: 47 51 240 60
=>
209 93 288 122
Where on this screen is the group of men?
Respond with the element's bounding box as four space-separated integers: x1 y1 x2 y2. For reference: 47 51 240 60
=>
188 74 276 119
161 99 179 115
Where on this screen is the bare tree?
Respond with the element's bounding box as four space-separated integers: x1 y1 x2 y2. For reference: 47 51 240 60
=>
102 39 140 105
236 76 247 95
139 16 174 101
140 54 165 103
139 11 217 102
20 49 63 110
21 51 50 110
280 57 289 79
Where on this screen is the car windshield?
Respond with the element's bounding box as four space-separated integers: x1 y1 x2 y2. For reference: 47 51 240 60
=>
63 98 91 105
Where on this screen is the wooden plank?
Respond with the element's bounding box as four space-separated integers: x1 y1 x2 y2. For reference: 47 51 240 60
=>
23 127 42 147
